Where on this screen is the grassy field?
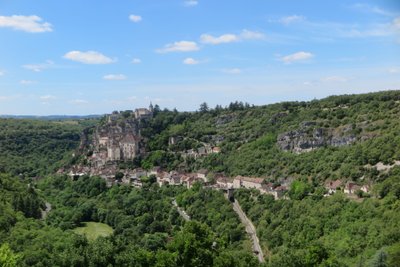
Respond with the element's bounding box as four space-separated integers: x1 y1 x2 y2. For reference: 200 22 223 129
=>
73 222 113 241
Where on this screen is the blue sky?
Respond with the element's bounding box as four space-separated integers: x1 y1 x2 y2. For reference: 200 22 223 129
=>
0 0 399 115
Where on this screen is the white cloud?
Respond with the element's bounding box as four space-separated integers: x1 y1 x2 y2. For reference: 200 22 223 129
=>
22 60 54 72
388 67 400 74
40 95 56 100
0 71 4 76
63 51 114 64
0 15 52 33
303 81 313 86
103 74 127 80
200 30 265 45
240 30 265 40
0 95 19 102
183 58 199 65
184 0 198 7
279 15 305 25
281 51 314 64
132 58 141 64
222 68 241 74
129 15 142 23
156 41 199 53
20 80 37 85
393 17 400 30
200 33 239 44
70 99 89 105
322 76 348 82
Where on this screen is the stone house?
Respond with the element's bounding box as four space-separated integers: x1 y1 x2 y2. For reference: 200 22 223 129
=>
197 169 209 181
325 180 343 195
233 176 264 190
216 177 233 189
344 182 360 194
361 185 370 193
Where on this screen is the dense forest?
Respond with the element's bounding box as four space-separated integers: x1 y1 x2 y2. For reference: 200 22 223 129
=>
1 90 400 266
0 118 98 177
0 174 258 266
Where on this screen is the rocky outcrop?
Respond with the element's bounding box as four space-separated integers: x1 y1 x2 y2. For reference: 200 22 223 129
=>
86 109 154 167
215 114 236 127
277 122 356 153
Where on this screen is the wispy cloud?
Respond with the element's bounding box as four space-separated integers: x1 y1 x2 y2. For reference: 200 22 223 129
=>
184 0 198 7
273 15 397 40
279 15 305 25
222 68 241 74
350 3 394 17
156 41 199 53
281 51 314 64
200 30 265 45
22 60 54 72
183 58 199 65
103 74 127 80
0 95 24 102
388 67 400 74
40 95 56 105
132 58 141 64
0 15 52 33
20 80 37 85
70 99 89 105
0 70 4 76
63 51 115 64
393 17 400 30
129 15 142 23
240 29 265 40
321 76 348 82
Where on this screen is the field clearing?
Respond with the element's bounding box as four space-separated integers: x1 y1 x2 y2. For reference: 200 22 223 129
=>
73 222 113 240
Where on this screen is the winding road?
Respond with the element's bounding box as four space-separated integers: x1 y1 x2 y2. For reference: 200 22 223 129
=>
232 199 264 263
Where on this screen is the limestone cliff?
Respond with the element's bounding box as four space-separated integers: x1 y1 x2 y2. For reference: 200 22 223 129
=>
277 122 357 153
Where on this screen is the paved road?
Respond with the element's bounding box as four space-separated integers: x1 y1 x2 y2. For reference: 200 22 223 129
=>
232 199 264 263
172 199 191 221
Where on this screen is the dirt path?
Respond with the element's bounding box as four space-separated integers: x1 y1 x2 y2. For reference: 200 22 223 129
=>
232 199 264 263
172 199 191 221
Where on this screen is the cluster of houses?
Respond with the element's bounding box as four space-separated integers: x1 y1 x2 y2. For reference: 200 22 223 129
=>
324 179 370 196
168 136 222 160
66 165 372 200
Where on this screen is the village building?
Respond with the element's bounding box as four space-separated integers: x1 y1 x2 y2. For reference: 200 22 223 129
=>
216 177 234 189
212 147 221 153
325 180 343 195
344 181 361 194
197 169 209 182
361 185 370 193
134 106 153 120
233 176 264 190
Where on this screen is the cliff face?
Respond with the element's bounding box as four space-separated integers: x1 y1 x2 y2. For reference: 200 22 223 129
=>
88 109 153 167
277 122 357 153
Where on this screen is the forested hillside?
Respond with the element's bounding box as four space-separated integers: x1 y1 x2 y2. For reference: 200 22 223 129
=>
0 118 98 177
139 90 400 185
1 90 400 266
